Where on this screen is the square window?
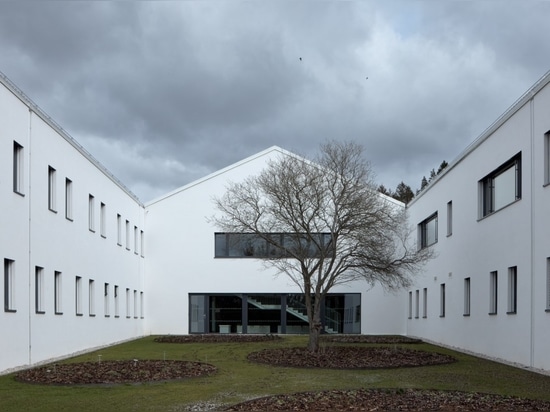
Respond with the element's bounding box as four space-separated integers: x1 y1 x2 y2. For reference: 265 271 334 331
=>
418 213 438 249
480 153 521 217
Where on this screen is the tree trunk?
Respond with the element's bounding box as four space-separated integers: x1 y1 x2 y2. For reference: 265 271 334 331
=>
307 295 323 353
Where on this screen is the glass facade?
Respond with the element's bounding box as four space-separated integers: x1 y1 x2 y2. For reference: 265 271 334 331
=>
189 293 361 334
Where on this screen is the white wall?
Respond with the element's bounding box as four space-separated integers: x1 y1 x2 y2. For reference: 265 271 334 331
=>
406 72 550 371
144 147 403 336
0 79 146 373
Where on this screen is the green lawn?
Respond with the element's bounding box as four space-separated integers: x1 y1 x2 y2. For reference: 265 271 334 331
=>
1 336 550 411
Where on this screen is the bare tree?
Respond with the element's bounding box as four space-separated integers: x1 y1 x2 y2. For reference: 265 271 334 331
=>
212 141 432 353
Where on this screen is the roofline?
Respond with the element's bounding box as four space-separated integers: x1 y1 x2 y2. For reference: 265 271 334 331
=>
409 69 550 206
145 145 293 207
0 70 143 206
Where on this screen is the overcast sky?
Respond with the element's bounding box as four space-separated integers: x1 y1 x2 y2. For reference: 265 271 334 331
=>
1 1 549 203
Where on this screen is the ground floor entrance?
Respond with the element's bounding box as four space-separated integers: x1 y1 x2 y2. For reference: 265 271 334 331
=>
189 293 360 334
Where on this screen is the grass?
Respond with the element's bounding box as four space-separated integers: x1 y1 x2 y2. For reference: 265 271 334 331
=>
1 335 550 411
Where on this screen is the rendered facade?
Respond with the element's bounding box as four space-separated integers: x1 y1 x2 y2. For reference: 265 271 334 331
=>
1 69 550 375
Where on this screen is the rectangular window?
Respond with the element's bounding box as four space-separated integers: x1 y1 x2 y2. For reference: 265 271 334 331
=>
546 258 550 311
480 153 521 217
447 201 453 236
440 283 446 317
408 291 412 319
545 131 550 185
125 220 130 250
75 276 82 316
140 230 145 257
507 266 517 314
419 213 438 249
88 195 95 232
214 232 333 258
4 259 15 312
100 203 106 238
35 266 45 314
89 279 95 316
414 290 419 318
114 285 119 317
133 290 138 318
464 277 471 316
140 291 144 319
422 288 427 318
134 226 138 254
489 271 498 315
126 288 131 318
65 178 73 220
104 283 110 317
48 166 57 212
54 271 62 314
117 214 122 246
13 141 24 195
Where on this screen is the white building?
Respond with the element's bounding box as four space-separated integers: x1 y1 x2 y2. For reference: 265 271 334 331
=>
1 68 550 375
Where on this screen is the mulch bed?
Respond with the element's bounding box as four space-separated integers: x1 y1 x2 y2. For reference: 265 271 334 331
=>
247 346 456 369
154 334 281 343
225 388 550 411
16 360 216 385
321 335 422 344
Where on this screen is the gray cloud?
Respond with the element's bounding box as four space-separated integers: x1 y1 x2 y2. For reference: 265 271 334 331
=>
0 1 547 202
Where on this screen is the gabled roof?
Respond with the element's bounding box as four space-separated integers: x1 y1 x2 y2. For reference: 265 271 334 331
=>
145 146 295 206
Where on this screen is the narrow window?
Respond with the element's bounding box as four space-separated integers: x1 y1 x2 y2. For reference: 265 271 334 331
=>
447 201 453 236
546 258 550 311
408 291 412 319
140 230 145 257
134 226 138 254
54 271 62 314
133 290 138 318
422 288 427 318
140 291 144 319
507 266 517 314
65 178 73 220
489 271 498 315
440 283 446 317
100 203 106 238
545 131 550 185
75 276 82 316
88 195 95 232
4 259 16 312
114 285 119 317
418 213 438 249
104 283 110 317
117 214 122 246
464 277 471 316
48 166 57 212
126 288 131 318
35 266 45 314
89 279 95 316
125 220 130 250
13 141 24 195
480 153 521 217
414 290 419 318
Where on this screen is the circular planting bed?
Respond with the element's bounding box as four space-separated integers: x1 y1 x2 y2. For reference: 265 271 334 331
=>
16 360 216 385
247 346 455 369
225 388 550 411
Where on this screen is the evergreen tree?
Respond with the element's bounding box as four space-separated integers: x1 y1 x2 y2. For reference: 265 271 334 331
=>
393 181 415 204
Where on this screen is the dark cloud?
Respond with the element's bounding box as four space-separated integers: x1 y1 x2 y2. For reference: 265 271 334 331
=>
0 1 547 202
